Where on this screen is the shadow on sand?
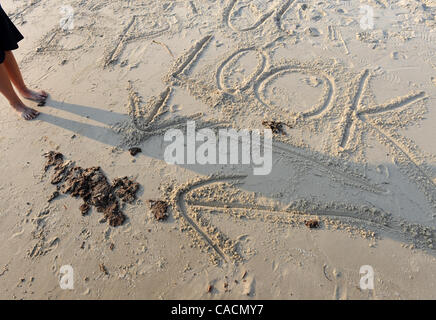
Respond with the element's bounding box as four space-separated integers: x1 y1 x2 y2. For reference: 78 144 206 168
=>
37 97 436 257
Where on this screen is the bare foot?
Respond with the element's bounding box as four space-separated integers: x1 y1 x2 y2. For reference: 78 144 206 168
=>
11 102 40 120
19 88 49 103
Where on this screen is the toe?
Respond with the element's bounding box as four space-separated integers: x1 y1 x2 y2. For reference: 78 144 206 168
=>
22 108 39 120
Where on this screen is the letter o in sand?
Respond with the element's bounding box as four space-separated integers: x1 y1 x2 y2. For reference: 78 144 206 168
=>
216 47 266 93
255 66 334 120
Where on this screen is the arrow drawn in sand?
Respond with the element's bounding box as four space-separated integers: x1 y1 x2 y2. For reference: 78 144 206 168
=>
172 175 248 263
119 82 222 145
171 177 435 263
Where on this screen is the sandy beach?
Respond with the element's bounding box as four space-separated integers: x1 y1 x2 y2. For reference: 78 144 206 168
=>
0 0 435 299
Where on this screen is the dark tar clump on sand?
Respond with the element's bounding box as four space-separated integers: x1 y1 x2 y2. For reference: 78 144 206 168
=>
44 151 140 227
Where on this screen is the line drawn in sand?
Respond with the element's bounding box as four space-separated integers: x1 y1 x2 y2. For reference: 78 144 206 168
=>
171 175 248 263
272 142 387 195
115 82 222 147
115 35 219 145
326 26 349 55
222 0 296 33
212 42 339 129
254 64 335 120
169 35 214 80
103 14 172 68
216 47 267 93
334 69 436 211
33 25 96 54
21 23 99 66
223 0 276 32
327 25 338 41
169 176 435 263
211 42 339 126
9 0 42 23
